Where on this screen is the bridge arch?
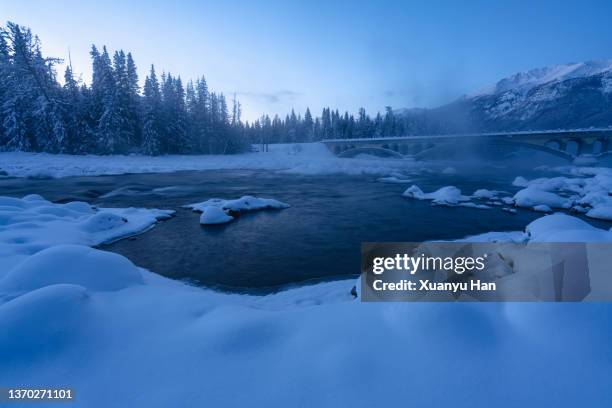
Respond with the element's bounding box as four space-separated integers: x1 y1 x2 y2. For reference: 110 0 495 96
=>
337 146 404 159
491 140 574 160
591 138 609 155
565 139 582 156
544 139 564 151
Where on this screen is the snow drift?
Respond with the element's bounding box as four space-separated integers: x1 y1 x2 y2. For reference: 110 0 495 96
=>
1 194 612 407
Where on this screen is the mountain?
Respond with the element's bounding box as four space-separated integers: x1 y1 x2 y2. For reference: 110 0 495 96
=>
399 60 612 134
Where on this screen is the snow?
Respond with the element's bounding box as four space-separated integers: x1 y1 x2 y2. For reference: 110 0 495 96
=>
533 204 552 213
586 206 612 221
473 189 504 199
0 245 142 294
513 188 572 209
603 74 612 93
524 213 608 241
512 176 530 187
0 283 90 362
377 171 413 183
403 185 506 210
472 60 612 96
2 193 612 406
459 202 492 210
402 185 470 205
0 195 173 273
511 167 612 220
186 195 290 213
198 206 235 225
377 176 412 183
185 195 290 225
463 213 612 243
0 143 422 178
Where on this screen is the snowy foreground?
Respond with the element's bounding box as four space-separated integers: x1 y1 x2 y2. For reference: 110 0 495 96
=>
1 195 612 407
0 143 420 178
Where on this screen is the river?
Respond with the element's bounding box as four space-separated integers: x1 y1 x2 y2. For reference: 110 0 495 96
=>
2 162 606 292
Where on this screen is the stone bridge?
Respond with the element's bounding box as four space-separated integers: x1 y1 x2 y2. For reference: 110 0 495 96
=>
322 128 612 160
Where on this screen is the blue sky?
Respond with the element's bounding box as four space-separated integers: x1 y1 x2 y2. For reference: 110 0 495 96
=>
3 0 612 121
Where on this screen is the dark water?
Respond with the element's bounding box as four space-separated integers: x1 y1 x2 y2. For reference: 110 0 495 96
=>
2 166 608 292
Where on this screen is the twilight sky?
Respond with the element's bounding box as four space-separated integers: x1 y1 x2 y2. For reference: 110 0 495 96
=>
3 0 612 121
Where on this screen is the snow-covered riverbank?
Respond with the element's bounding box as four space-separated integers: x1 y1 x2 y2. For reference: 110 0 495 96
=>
0 143 422 178
1 194 612 407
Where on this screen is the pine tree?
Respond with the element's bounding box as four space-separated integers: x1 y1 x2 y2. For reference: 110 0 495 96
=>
96 46 129 153
303 107 314 141
126 52 141 146
62 63 83 153
193 76 210 152
160 74 189 153
383 106 395 136
321 107 332 139
141 65 163 155
2 23 65 152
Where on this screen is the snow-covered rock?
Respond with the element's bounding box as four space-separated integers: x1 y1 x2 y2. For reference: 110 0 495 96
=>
403 185 470 205
473 189 504 199
533 204 552 213
187 195 290 213
459 202 492 210
586 206 612 221
186 195 289 225
512 168 612 221
513 188 572 209
81 212 128 232
199 206 235 225
377 176 412 183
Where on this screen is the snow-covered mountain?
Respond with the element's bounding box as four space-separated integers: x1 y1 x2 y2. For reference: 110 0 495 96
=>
400 60 612 133
472 60 612 96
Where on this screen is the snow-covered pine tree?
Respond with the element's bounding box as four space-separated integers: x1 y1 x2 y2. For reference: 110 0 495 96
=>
141 65 163 155
303 107 314 141
160 74 189 153
2 23 36 152
95 47 131 154
383 106 395 137
194 76 210 152
321 107 332 140
126 52 141 147
2 23 66 152
62 63 90 153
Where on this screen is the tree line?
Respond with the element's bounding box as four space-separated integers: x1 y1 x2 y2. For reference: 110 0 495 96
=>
0 22 416 156
246 106 411 145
